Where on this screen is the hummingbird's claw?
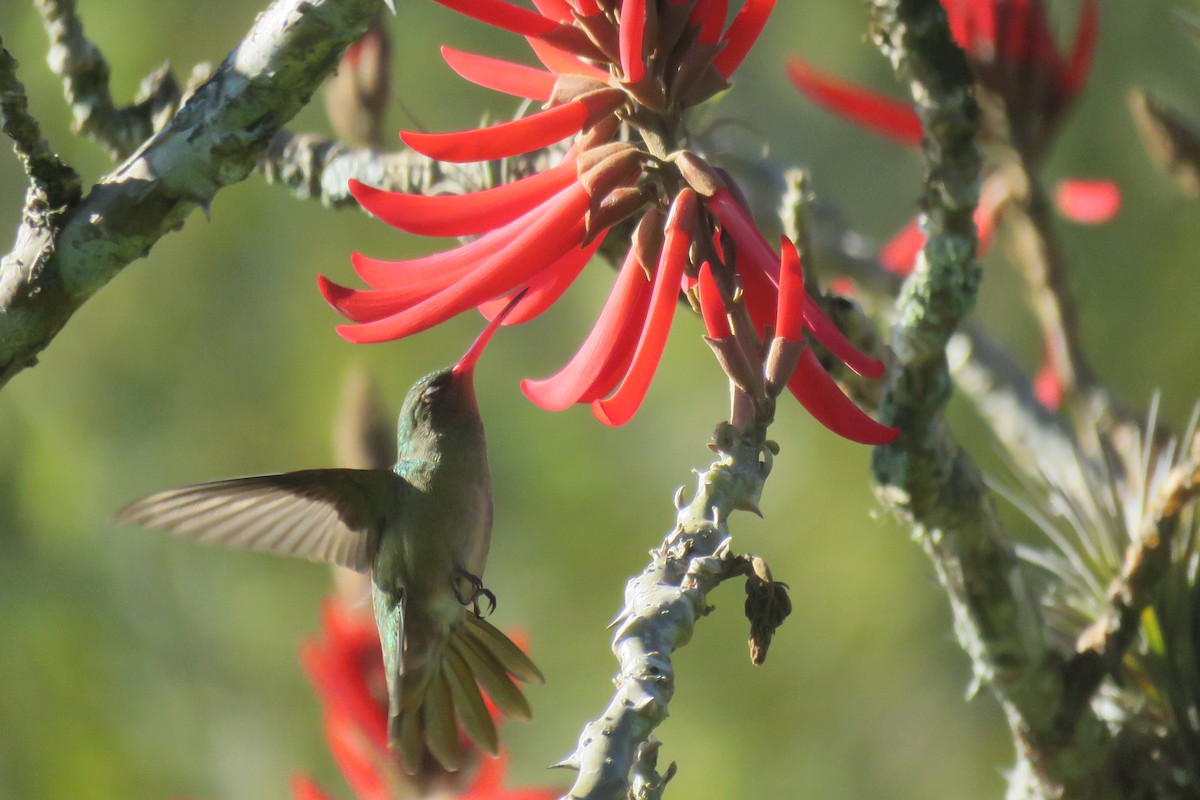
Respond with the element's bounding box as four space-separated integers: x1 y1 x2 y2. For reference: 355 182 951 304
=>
474 588 497 617
452 567 497 617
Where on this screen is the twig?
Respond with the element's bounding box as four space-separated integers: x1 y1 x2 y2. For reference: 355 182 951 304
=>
36 0 182 160
561 424 776 800
998 156 1098 408
866 2 1119 797
0 39 81 207
0 0 380 389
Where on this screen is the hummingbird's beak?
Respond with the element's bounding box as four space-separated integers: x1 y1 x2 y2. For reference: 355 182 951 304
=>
452 290 529 378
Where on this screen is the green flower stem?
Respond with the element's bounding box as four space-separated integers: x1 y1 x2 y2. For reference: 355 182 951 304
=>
562 426 772 800
867 2 1119 796
0 0 380 389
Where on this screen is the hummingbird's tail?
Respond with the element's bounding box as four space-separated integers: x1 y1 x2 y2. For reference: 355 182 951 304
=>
390 613 543 775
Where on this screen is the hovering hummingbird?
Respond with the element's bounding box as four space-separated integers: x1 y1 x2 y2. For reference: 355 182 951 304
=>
116 297 541 774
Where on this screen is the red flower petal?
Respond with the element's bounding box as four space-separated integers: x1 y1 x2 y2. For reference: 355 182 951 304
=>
697 261 732 338
521 246 653 411
1033 352 1064 411
348 155 576 237
530 0 574 23
1053 178 1120 225
477 231 606 325
1062 0 1098 97
708 190 885 379
431 0 559 37
291 775 336 800
713 0 775 77
788 348 899 444
775 236 805 341
787 57 923 147
400 100 589 162
691 0 728 45
619 0 647 83
592 189 697 426
324 714 390 800
525 36 612 82
440 46 557 101
350 198 549 290
969 0 998 55
337 184 590 343
879 217 923 276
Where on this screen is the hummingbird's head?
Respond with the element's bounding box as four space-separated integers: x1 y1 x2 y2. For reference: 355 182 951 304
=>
395 292 526 463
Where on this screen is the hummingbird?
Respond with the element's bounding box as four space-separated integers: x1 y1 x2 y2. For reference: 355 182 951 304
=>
116 296 541 775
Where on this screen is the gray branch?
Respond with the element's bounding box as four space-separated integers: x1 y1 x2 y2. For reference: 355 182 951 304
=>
866 1 1118 797
561 426 776 800
258 130 569 208
0 0 382 389
0 39 81 206
36 0 183 160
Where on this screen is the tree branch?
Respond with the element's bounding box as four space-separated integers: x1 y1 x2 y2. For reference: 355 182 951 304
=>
36 0 183 160
0 39 81 205
0 0 381 389
258 130 568 208
561 424 777 800
866 2 1119 797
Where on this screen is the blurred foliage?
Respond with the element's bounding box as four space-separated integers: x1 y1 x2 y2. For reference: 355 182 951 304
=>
1 2 1198 799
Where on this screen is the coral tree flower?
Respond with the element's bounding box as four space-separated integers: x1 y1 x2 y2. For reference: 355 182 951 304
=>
788 0 1119 236
321 0 894 443
789 1 1118 414
293 596 557 800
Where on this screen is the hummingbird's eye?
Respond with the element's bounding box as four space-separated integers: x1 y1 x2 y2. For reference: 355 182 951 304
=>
420 373 450 404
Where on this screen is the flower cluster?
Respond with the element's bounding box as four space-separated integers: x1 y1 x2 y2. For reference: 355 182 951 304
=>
293 597 557 800
320 0 896 444
788 0 1120 409
789 0 1119 259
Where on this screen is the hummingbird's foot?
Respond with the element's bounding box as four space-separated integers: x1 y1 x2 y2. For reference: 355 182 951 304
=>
452 567 497 617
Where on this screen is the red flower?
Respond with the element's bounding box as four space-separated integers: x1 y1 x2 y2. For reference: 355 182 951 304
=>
791 0 1118 273
293 597 559 800
790 0 1098 153
320 0 896 444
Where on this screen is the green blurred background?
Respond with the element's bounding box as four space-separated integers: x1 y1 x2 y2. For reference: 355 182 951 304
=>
1 2 1197 798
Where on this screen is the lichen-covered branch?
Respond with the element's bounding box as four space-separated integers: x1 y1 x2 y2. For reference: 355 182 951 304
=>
866 1 1119 797
0 0 380 389
0 39 81 206
259 130 568 208
36 0 182 160
561 426 775 800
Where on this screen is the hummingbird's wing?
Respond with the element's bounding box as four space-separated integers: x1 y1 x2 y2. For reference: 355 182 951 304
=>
115 469 403 572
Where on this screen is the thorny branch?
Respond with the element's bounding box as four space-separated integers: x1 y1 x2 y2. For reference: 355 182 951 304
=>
0 0 380 389
561 423 785 800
